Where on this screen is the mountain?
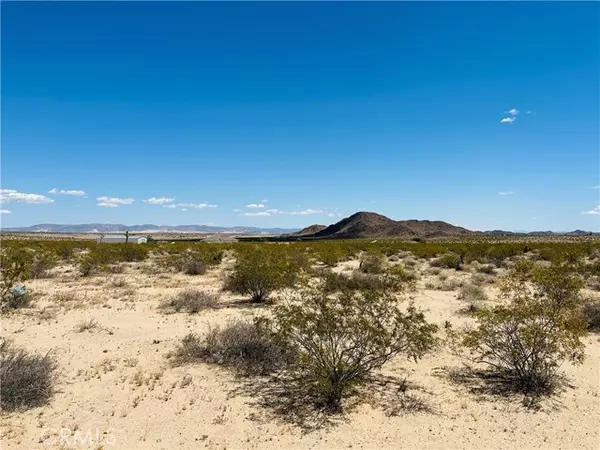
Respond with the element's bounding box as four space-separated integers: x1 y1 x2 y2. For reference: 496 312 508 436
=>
313 212 473 239
1 223 298 235
289 224 328 237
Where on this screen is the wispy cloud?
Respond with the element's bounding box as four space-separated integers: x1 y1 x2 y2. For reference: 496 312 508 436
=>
0 189 55 204
592 186 600 190
504 108 519 116
49 188 86 196
143 197 175 205
246 203 266 209
281 209 324 215
583 205 600 215
96 196 134 207
176 202 217 209
0 209 11 214
500 117 516 124
243 211 272 217
181 208 188 212
498 191 514 196
526 110 536 115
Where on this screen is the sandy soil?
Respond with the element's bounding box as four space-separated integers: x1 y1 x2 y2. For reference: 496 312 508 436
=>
1 256 599 449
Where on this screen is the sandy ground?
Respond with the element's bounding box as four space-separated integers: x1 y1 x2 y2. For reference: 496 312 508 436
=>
1 256 599 450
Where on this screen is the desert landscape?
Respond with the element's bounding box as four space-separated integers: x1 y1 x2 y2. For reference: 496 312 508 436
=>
1 213 599 449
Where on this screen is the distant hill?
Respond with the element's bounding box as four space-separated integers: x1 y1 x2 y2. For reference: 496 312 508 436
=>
1 223 298 235
313 212 474 239
289 224 328 237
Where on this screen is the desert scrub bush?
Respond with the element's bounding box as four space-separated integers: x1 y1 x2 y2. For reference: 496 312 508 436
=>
159 289 219 314
27 250 58 279
171 320 284 375
74 318 100 332
581 297 600 332
452 262 587 395
359 252 387 274
0 340 56 411
1 249 31 312
320 269 412 294
430 253 462 270
261 287 438 410
457 283 488 313
476 264 497 275
225 246 302 303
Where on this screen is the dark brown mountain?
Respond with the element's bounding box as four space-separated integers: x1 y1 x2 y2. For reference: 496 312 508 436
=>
291 224 328 236
313 212 473 239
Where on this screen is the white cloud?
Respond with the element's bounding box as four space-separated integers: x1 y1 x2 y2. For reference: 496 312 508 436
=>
498 191 514 196
500 117 516 124
96 196 134 207
163 204 177 209
48 188 86 196
243 211 272 217
143 197 175 205
504 108 519 116
246 203 266 209
233 208 242 212
282 209 324 215
526 110 536 115
0 189 54 204
328 213 335 217
583 205 600 215
261 199 269 203
0 209 11 214
176 202 217 209
181 208 188 212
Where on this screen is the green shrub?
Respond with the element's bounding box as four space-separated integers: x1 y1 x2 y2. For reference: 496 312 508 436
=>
261 287 438 410
431 253 462 270
454 263 587 395
28 250 58 279
0 340 56 411
457 283 488 313
171 320 284 375
225 246 301 303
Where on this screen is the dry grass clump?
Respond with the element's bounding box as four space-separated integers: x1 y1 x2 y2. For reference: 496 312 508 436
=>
457 283 488 314
581 297 600 332
74 318 100 333
170 320 283 375
471 273 496 286
359 252 387 274
0 340 56 411
159 289 219 314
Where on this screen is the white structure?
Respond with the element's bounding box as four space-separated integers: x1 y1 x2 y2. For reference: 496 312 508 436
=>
97 234 148 244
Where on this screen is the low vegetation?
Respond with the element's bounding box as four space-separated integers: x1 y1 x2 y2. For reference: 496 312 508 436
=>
261 286 438 409
452 262 588 395
171 320 284 375
159 289 220 314
0 340 56 411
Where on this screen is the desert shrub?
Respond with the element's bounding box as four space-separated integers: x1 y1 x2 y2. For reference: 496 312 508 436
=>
182 257 206 275
320 269 410 293
0 340 56 411
28 250 58 279
471 273 495 286
581 298 600 332
77 254 101 277
457 283 488 309
476 264 497 275
359 252 387 274
454 263 587 395
171 320 284 375
262 287 438 410
1 249 31 312
159 289 219 314
430 253 462 270
225 246 301 303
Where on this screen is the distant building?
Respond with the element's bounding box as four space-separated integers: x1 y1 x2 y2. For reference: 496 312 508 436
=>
96 234 147 244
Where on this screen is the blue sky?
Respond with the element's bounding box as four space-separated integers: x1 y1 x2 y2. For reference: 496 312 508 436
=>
1 1 598 231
